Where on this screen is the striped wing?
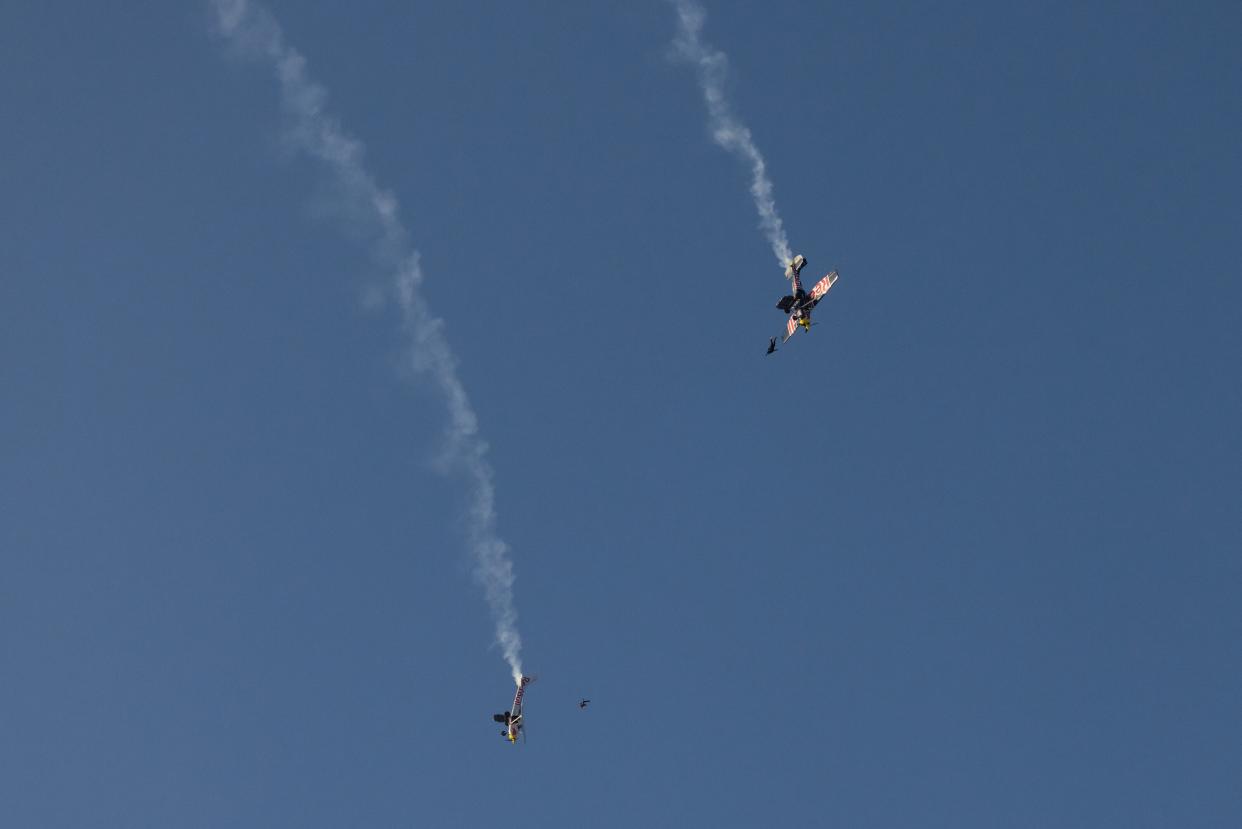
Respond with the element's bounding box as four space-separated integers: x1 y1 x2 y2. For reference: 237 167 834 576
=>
809 271 838 303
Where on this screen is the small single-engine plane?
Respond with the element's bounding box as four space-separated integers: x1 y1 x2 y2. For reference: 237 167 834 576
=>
578 698 591 709
775 254 839 344
492 676 535 744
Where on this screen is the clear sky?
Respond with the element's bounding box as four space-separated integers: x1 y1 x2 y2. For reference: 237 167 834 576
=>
3 2 1240 826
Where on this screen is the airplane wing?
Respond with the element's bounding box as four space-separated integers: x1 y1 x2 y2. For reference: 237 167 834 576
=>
781 315 800 343
808 271 838 304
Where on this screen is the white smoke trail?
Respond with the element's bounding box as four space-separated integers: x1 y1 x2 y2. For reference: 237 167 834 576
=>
670 0 792 268
210 0 524 684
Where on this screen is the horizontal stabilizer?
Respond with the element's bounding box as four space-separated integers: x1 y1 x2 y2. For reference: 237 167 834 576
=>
785 254 807 280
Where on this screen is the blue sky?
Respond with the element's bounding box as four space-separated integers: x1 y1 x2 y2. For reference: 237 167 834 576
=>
3 1 1240 826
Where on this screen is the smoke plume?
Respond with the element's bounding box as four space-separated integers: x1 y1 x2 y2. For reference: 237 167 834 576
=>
210 0 524 683
670 0 792 267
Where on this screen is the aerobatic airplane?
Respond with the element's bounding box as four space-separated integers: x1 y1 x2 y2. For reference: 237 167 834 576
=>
775 254 838 346
492 676 535 744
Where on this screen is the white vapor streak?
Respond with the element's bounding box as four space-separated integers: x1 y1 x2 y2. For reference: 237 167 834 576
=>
210 0 523 683
671 0 792 267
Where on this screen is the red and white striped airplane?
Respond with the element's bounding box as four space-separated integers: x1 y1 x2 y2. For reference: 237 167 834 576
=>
492 676 535 744
773 255 839 348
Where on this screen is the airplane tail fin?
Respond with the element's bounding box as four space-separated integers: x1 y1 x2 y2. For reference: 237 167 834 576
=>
785 254 807 280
